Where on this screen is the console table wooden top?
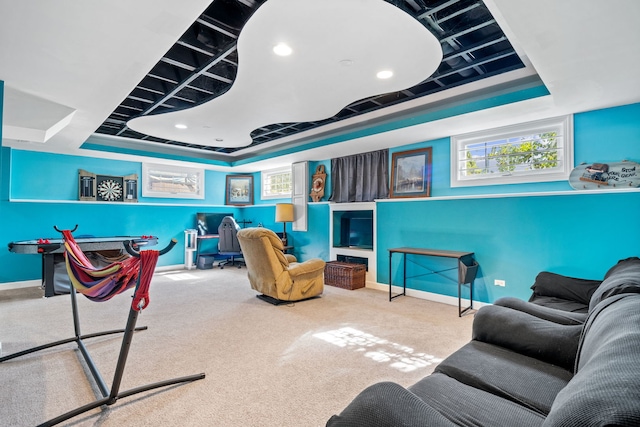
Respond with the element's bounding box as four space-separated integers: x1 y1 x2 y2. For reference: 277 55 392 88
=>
388 247 473 259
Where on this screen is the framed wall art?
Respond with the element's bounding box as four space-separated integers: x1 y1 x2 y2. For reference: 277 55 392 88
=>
142 163 205 199
226 175 254 205
390 147 432 198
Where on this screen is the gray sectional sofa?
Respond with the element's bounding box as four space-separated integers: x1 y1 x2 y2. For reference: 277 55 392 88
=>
327 257 640 426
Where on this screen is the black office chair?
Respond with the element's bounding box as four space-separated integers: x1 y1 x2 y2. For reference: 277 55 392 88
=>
217 216 244 268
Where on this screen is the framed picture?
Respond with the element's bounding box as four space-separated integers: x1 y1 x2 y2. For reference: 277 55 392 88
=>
226 175 254 205
142 163 204 199
390 147 432 198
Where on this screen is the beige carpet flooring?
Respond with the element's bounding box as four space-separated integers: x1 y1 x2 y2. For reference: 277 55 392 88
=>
0 267 474 427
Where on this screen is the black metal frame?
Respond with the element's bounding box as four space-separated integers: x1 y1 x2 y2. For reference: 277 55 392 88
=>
0 227 205 426
388 247 478 317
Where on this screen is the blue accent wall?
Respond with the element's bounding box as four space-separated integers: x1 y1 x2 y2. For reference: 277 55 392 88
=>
377 192 640 302
390 137 574 197
378 102 640 302
573 103 640 163
10 151 231 205
0 201 243 282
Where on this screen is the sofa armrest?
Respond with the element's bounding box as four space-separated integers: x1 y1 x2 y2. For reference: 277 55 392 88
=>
494 297 587 325
472 305 582 371
284 254 297 263
326 382 456 427
529 271 601 305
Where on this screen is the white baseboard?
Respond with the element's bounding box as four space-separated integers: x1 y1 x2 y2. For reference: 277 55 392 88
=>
0 280 41 291
155 264 188 272
366 281 491 310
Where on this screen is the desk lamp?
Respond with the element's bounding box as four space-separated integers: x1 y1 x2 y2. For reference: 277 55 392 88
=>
275 203 294 246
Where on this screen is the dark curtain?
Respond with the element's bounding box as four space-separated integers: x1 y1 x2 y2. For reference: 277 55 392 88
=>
329 149 389 203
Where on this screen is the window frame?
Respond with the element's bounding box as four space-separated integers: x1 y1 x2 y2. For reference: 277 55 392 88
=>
261 166 292 200
450 115 574 187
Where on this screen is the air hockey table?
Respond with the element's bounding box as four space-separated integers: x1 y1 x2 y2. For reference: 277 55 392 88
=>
8 235 158 297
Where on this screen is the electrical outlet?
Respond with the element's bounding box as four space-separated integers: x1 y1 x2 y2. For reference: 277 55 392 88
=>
494 279 506 287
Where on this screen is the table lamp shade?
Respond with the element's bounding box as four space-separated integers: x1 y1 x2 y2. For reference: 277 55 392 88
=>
275 203 294 223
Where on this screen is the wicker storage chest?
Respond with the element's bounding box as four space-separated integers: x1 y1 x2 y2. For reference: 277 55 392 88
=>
324 261 366 290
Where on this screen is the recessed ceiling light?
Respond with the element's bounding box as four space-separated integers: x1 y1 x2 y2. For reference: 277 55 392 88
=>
175 124 188 129
273 43 293 56
376 70 393 79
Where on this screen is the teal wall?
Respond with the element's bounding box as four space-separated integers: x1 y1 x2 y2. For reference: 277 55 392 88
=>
0 145 332 283
10 151 232 204
377 192 640 302
389 136 575 197
1 77 639 306
378 102 640 302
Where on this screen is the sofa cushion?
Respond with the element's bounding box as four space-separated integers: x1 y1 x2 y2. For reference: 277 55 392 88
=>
544 294 640 426
472 305 582 371
495 297 587 325
435 340 573 415
529 271 601 308
528 295 590 313
326 381 457 427
409 372 545 427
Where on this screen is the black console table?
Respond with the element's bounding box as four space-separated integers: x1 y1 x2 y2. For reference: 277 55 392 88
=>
388 247 478 317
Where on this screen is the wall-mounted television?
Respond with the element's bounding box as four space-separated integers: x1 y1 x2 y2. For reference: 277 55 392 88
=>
196 212 234 236
333 210 373 250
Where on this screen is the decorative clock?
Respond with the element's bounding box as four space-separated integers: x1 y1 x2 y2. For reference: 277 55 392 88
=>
310 164 327 202
79 169 138 202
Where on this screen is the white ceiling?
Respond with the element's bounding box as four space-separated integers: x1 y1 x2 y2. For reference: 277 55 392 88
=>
1 0 639 173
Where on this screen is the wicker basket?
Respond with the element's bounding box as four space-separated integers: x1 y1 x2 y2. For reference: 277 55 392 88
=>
324 261 366 290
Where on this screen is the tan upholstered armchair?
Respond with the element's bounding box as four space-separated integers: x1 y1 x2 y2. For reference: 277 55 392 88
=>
236 227 325 304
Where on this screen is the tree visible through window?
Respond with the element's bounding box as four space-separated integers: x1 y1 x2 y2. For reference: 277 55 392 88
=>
464 132 559 176
452 116 573 187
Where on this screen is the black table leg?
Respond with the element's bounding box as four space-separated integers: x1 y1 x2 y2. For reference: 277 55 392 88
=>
43 253 56 298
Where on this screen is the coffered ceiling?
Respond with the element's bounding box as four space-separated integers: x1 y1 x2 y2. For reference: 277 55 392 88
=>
97 0 524 155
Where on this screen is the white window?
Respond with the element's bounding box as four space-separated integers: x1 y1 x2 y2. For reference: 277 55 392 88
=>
451 115 573 187
261 166 292 199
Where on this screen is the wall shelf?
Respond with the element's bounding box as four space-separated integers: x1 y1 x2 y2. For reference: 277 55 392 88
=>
375 187 640 203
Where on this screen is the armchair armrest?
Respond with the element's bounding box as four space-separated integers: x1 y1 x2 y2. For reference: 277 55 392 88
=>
287 258 326 296
472 305 582 371
287 258 325 278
